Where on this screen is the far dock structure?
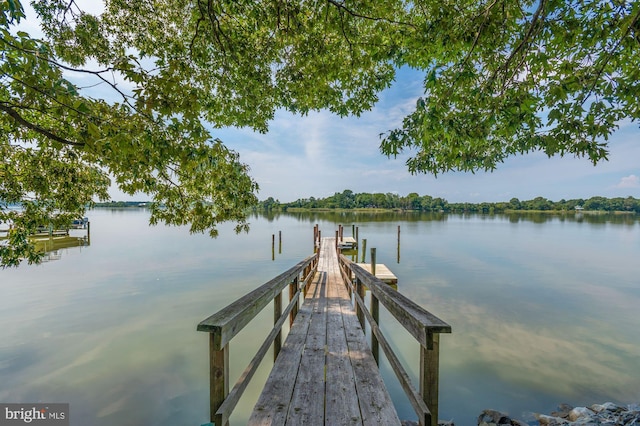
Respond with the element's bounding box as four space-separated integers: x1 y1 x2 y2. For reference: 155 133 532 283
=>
337 236 357 249
336 223 358 249
354 263 398 286
197 229 451 426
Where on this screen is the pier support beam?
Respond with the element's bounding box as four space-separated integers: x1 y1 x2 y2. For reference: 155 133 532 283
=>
209 337 229 426
420 333 440 426
274 291 282 361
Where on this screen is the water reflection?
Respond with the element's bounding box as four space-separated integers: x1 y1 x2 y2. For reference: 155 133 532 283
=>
1 209 638 425
0 222 90 263
32 235 90 262
264 210 639 226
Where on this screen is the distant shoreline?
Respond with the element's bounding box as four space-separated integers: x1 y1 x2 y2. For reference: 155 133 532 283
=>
91 202 150 208
256 192 640 214
87 204 638 215
282 207 637 214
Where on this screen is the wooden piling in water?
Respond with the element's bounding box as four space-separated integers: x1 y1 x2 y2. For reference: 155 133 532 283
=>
361 239 367 262
371 248 377 276
397 225 401 264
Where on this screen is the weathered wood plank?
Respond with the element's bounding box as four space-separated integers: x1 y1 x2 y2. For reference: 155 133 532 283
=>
286 272 327 423
247 277 318 425
324 242 362 425
338 279 401 425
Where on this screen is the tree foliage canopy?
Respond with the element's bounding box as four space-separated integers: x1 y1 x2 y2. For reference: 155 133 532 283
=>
380 0 640 175
1 0 639 265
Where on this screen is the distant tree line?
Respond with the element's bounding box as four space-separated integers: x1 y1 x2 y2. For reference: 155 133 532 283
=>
92 201 149 208
256 190 640 213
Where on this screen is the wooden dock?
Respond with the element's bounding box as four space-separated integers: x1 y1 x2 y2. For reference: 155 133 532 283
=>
198 231 451 426
354 263 398 285
249 237 399 424
337 236 357 249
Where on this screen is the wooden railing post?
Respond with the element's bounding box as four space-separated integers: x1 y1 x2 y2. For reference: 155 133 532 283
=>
371 294 379 365
370 248 379 364
289 277 299 326
210 335 229 425
356 277 365 328
274 291 282 361
302 265 309 297
345 260 353 298
420 333 440 426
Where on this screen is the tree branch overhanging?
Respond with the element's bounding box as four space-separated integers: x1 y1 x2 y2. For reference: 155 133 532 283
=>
325 0 417 29
488 0 548 88
0 103 85 147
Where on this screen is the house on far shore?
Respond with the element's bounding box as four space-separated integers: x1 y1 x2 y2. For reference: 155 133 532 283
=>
575 205 584 211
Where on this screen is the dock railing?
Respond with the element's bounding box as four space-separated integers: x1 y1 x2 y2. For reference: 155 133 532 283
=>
338 254 452 426
197 252 319 425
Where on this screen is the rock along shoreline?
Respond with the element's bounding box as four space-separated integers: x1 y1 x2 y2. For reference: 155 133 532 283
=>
401 402 640 426
476 402 640 425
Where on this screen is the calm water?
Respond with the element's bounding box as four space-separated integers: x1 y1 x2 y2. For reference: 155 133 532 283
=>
1 209 638 425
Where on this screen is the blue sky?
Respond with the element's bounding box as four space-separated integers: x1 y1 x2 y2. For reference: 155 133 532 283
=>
17 3 640 204
209 65 640 203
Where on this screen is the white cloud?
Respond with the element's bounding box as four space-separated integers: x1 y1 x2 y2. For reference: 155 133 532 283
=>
615 174 640 188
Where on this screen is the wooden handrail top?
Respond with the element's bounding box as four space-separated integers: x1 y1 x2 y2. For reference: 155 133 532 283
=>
340 255 451 347
197 253 318 350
